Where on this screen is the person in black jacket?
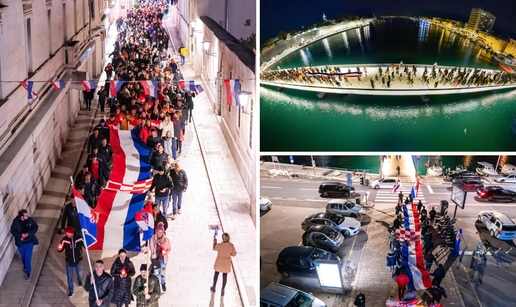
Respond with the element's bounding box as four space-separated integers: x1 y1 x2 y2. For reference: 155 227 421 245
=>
88 129 105 154
354 293 366 307
428 285 447 303
146 129 162 150
184 90 195 123
148 166 173 216
83 90 94 111
58 226 85 296
10 209 39 280
97 87 108 113
61 196 81 235
99 139 113 165
75 164 90 187
170 162 188 220
150 146 167 173
87 155 110 187
110 249 136 307
95 119 110 143
85 260 114 307
152 203 168 231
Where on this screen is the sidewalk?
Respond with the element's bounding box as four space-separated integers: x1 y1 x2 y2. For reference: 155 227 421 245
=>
163 12 256 306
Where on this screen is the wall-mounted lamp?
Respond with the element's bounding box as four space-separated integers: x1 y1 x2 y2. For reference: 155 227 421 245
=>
239 91 253 113
201 41 217 56
190 20 202 35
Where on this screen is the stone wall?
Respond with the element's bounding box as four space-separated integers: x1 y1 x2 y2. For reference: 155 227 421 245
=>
0 0 106 287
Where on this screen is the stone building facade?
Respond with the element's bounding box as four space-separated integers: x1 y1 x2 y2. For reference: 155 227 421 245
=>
0 0 106 286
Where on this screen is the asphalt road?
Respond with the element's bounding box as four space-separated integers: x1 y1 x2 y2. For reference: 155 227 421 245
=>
260 175 516 307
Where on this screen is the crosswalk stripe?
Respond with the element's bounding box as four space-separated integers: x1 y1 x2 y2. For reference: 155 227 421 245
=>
375 199 427 203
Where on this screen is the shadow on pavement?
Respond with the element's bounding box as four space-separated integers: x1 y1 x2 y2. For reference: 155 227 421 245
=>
474 221 516 257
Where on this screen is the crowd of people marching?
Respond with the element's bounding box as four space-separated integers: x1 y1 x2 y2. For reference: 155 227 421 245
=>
261 62 516 90
11 1 237 306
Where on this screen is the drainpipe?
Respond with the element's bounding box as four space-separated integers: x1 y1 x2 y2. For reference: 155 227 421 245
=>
225 0 228 31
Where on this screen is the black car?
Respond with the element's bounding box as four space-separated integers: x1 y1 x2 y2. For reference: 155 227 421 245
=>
455 179 484 191
319 182 355 197
477 186 516 202
451 172 481 182
276 246 340 278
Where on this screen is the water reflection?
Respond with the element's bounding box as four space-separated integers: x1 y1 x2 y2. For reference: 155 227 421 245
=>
261 86 516 121
322 38 333 59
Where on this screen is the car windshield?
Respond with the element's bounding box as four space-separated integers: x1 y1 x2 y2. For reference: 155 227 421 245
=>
502 225 516 231
346 201 355 209
330 214 344 224
285 292 314 307
310 249 329 260
323 228 339 240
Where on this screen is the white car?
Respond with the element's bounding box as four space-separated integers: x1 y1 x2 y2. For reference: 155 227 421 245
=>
371 177 399 189
478 211 516 240
494 174 516 183
260 198 272 211
301 212 361 236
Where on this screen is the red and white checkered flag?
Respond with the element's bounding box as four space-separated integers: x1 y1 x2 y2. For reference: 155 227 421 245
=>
104 179 153 194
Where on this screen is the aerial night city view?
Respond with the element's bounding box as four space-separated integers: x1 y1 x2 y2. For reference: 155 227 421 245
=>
260 155 516 307
260 0 516 151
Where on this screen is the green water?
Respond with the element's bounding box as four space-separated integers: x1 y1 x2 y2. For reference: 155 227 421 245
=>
260 19 516 151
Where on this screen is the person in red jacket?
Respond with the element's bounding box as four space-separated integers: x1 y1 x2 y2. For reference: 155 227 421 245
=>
139 121 153 142
396 270 410 300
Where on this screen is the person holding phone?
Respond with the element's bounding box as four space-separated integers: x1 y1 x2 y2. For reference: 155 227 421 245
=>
210 232 237 297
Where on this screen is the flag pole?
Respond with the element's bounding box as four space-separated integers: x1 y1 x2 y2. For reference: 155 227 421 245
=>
71 177 99 301
82 228 99 301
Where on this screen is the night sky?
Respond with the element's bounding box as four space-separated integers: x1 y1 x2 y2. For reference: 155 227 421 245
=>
261 0 516 43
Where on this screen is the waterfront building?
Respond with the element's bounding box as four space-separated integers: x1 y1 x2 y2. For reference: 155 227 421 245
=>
465 8 496 34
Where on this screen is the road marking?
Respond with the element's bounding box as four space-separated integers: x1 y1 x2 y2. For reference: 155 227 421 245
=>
347 214 364 261
305 199 329 202
374 199 426 203
463 202 516 207
300 188 318 191
460 262 483 307
261 186 282 189
286 198 296 200
426 184 434 194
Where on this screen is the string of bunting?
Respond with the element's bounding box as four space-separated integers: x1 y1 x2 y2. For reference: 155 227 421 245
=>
12 79 247 106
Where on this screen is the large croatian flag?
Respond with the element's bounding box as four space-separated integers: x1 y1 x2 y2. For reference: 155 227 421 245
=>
224 79 240 106
89 128 150 251
399 203 433 290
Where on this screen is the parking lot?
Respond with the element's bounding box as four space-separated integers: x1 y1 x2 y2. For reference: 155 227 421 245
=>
261 174 516 307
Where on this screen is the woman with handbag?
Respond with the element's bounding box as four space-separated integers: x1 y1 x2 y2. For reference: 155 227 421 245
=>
149 225 171 292
210 233 237 297
110 249 136 307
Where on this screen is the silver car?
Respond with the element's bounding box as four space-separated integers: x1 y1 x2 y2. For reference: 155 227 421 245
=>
260 283 327 307
494 174 516 183
302 212 361 236
326 199 364 218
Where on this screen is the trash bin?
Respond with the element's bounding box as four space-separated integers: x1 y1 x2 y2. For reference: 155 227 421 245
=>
356 198 361 205
440 200 449 216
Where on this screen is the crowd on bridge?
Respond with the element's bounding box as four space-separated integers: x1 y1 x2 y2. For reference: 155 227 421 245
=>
261 62 516 90
10 1 237 306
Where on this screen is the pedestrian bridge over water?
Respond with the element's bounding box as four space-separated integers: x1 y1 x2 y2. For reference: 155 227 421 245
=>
260 64 516 99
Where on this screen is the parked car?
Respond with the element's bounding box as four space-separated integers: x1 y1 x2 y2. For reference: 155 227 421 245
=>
302 225 345 253
370 177 399 190
302 212 361 236
477 186 516 202
326 199 364 218
260 283 327 307
455 179 484 191
450 172 480 182
478 211 516 240
260 198 272 211
494 173 516 183
318 182 355 197
276 246 340 278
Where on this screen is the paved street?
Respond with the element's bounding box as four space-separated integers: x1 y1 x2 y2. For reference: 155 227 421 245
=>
261 163 516 307
0 9 256 307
